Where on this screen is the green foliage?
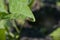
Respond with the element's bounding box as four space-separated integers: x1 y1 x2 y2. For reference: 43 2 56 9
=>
8 0 35 22
0 20 6 40
57 2 60 6
0 20 7 29
50 28 60 40
0 13 8 19
0 0 60 40
0 0 35 40
0 0 35 21
28 0 34 7
0 0 7 40
0 29 5 40
0 0 7 13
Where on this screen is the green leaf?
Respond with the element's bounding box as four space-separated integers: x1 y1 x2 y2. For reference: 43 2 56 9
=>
0 12 8 19
57 2 60 6
0 20 14 38
0 20 11 30
0 0 8 20
0 29 5 40
0 0 7 13
0 20 6 40
5 13 26 20
0 20 6 29
28 0 34 7
50 28 60 40
8 0 35 22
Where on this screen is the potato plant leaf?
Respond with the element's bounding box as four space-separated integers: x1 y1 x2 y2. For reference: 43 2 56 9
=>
0 29 5 40
0 0 7 13
0 20 9 29
28 0 34 7
0 13 8 19
8 0 35 22
50 28 60 40
0 20 5 29
0 0 8 39
0 20 8 40
57 2 60 6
